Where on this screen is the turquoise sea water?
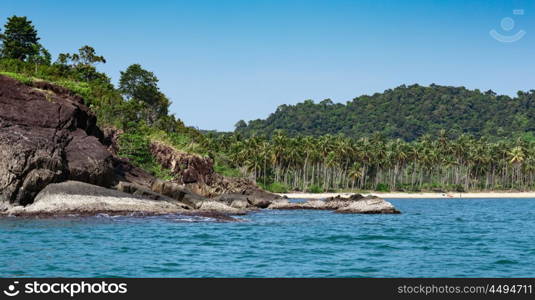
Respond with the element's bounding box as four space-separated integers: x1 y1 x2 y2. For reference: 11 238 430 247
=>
1 198 535 278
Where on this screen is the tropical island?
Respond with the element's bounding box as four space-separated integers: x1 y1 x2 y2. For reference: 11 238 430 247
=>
1 16 535 218
1 0 535 280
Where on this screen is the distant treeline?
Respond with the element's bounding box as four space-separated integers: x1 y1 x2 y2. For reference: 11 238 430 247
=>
208 131 535 192
235 84 535 141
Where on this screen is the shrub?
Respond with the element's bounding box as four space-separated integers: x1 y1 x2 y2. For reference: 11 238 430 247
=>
214 163 241 178
453 184 466 193
266 182 289 193
306 184 324 193
375 183 390 192
117 131 173 180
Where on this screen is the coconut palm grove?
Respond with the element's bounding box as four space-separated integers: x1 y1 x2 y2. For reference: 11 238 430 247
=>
2 15 535 194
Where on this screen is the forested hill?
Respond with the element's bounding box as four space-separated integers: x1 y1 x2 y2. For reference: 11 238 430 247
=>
235 84 535 141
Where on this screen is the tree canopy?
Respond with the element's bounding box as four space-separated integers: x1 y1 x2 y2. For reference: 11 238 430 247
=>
119 64 171 126
55 45 107 82
236 84 535 141
0 16 40 61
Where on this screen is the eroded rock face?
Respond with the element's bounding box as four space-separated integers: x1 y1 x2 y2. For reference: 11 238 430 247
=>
0 76 114 205
149 142 213 185
149 141 282 204
0 125 65 205
101 127 123 155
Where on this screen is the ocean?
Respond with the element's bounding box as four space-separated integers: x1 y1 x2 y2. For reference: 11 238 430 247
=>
1 198 534 277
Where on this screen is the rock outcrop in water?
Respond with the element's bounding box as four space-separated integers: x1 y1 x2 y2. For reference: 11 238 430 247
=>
268 194 400 214
0 75 280 216
8 181 190 216
7 181 237 221
0 75 398 217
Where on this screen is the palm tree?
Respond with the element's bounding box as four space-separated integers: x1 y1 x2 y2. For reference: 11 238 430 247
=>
348 162 364 191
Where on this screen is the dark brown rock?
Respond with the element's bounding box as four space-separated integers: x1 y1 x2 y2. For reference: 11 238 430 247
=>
65 129 115 186
101 127 123 155
149 142 214 187
0 75 114 205
112 158 155 189
149 141 282 206
150 179 206 208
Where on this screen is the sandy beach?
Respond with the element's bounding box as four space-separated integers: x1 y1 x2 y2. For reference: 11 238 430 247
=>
279 192 535 199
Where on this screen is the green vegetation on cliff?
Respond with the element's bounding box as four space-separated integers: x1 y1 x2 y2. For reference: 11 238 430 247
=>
0 15 223 181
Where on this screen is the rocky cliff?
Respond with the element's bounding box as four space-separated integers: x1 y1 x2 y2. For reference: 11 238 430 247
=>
0 75 279 211
0 76 115 205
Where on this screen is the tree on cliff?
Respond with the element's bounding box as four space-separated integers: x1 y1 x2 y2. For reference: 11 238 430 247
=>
119 64 170 125
57 45 106 66
55 45 107 81
0 16 40 61
27 44 52 72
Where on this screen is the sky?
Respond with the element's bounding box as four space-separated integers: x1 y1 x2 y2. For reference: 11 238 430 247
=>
2 0 534 131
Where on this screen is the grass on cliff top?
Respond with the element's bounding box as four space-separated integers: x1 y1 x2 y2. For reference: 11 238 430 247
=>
148 130 208 157
0 71 35 85
1 71 93 105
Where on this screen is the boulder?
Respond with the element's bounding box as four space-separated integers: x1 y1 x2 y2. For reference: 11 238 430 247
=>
4 181 192 216
196 201 247 215
150 179 206 208
335 197 401 214
116 181 179 202
65 129 115 186
268 194 401 214
150 179 187 201
229 199 249 209
212 193 273 209
112 158 155 189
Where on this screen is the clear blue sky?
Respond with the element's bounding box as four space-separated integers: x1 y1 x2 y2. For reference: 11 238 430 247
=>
2 0 534 131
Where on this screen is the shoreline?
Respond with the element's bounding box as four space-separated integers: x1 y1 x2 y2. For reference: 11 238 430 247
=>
279 192 535 199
